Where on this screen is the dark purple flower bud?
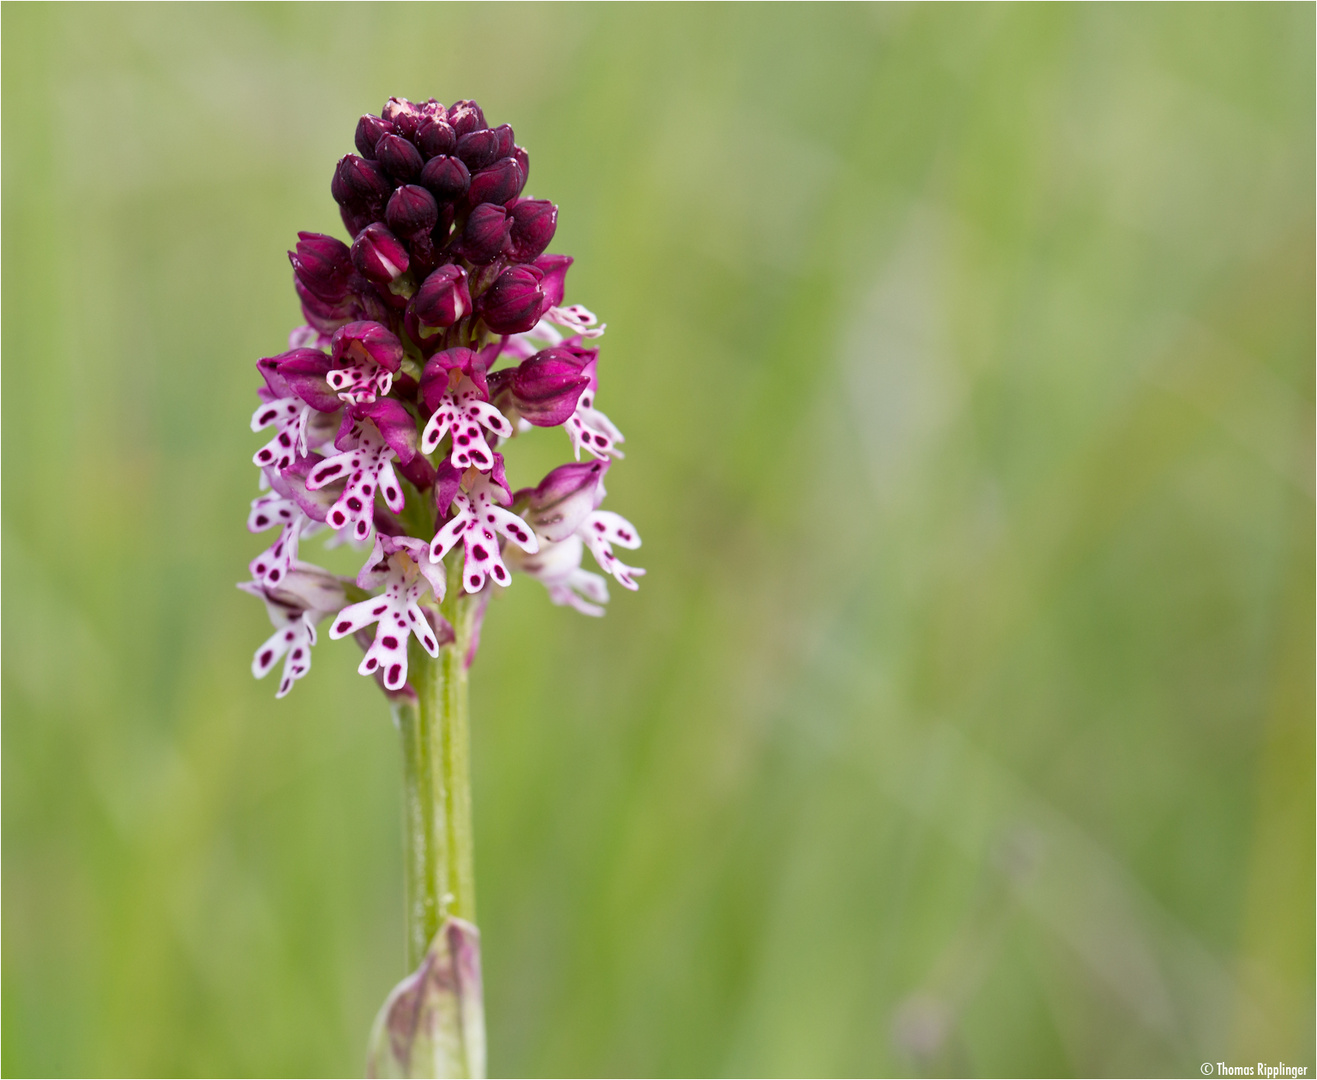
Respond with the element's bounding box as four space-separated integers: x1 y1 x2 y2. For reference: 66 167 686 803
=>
467 157 525 207
455 128 501 171
412 265 471 329
355 114 394 159
535 253 573 307
333 155 391 209
351 223 410 283
513 145 530 185
419 155 470 203
417 118 456 158
492 348 589 428
447 99 485 137
385 184 438 238
508 200 558 262
382 97 424 139
433 202 456 244
339 204 375 239
289 232 352 303
456 203 510 264
278 349 340 412
515 460 608 541
477 265 545 335
408 235 438 276
375 134 424 183
295 278 357 333
491 124 515 158
332 321 404 373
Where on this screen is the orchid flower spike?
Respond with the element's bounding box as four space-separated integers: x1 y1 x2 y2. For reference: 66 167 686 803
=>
241 94 643 701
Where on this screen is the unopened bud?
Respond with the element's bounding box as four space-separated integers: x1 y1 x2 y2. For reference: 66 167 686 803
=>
385 184 439 238
289 232 352 302
508 199 558 261
417 118 456 158
491 124 515 158
351 223 410 283
354 114 393 159
495 348 589 427
455 128 501 172
513 145 530 185
456 203 510 264
382 97 423 139
339 205 375 240
375 133 424 183
412 265 471 329
477 265 545 335
420 154 471 203
332 154 391 209
468 157 525 207
295 278 357 332
447 99 486 137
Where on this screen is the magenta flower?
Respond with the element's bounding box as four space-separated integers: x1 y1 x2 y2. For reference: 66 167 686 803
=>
430 465 539 593
328 534 447 692
506 460 644 609
239 565 347 698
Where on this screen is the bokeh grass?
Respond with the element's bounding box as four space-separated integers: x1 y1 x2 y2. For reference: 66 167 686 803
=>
3 3 1312 1076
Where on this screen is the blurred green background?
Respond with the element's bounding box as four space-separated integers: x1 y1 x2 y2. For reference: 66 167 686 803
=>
3 3 1312 1077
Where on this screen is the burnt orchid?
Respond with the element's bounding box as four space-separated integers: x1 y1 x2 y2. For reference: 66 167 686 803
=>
239 96 642 1079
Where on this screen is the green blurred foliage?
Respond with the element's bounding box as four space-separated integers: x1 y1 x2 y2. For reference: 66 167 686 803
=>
3 3 1312 1076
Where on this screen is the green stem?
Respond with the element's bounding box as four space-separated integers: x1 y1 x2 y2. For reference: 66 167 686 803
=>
395 558 479 970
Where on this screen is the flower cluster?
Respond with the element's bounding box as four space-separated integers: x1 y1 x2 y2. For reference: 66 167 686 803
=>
242 97 642 698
